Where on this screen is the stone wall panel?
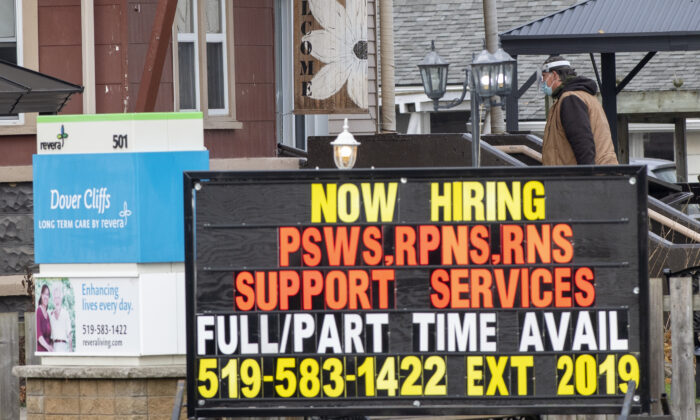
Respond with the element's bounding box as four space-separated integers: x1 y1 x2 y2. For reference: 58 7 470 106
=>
0 245 35 275
0 183 33 213
0 215 33 244
0 182 35 275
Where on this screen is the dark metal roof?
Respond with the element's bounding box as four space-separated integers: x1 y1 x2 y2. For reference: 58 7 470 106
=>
501 0 700 54
0 59 83 115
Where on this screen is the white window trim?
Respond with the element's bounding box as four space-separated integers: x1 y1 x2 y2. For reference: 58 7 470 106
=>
176 31 201 112
81 0 96 114
173 0 240 130
204 0 228 116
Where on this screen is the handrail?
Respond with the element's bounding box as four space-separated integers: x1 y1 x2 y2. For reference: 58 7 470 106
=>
493 144 542 163
648 208 700 243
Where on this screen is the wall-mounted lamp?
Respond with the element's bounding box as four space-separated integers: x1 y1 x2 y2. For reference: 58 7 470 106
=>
417 41 468 112
330 118 360 169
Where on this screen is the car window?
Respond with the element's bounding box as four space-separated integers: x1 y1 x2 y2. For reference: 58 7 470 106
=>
652 167 677 183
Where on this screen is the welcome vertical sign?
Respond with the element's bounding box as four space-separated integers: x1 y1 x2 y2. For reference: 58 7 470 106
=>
294 0 369 113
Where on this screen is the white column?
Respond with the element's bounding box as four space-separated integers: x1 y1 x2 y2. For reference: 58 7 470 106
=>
407 112 430 134
628 132 645 160
81 0 96 114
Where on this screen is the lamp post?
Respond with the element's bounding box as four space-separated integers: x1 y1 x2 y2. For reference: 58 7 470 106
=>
418 42 515 167
330 118 360 169
471 47 516 100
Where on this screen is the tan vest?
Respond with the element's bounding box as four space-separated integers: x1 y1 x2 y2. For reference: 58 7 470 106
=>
542 90 619 166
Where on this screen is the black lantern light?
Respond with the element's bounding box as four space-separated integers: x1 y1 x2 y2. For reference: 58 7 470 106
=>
418 41 469 112
417 41 449 101
471 47 516 99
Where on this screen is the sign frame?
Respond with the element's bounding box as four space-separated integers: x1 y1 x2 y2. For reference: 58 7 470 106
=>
184 166 650 418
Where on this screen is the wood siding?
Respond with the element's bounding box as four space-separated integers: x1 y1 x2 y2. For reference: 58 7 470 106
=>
38 0 83 115
205 0 277 157
0 136 37 166
94 0 127 113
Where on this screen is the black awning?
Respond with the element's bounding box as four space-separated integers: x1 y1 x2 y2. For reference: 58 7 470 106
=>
501 0 700 54
0 59 83 115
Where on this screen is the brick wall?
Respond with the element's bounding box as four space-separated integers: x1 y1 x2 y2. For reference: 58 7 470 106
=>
26 377 186 419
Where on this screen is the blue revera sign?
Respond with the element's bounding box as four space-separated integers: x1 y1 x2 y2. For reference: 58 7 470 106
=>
33 151 209 263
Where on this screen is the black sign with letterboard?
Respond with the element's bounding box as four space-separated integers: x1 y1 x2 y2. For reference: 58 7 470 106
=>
184 166 650 418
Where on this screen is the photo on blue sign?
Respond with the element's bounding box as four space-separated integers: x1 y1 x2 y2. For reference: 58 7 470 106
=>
35 278 76 353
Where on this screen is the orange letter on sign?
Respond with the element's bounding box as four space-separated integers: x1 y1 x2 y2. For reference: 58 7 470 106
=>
419 225 441 265
471 268 493 308
554 267 572 307
441 225 468 265
372 269 395 309
279 227 301 267
256 271 278 311
450 269 470 308
301 227 322 266
530 268 552 308
235 271 255 311
302 270 324 310
279 270 300 310
502 225 524 264
324 226 360 266
494 268 519 309
574 267 595 307
430 269 450 309
326 270 348 310
362 226 383 265
552 224 574 263
348 270 371 309
526 224 551 264
469 225 490 265
395 226 417 266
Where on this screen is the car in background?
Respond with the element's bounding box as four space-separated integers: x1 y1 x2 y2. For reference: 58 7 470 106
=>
631 157 678 183
631 158 700 220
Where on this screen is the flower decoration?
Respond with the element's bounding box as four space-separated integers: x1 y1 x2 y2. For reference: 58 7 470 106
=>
302 0 368 109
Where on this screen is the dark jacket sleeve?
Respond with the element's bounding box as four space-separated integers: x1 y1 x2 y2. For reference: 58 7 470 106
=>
560 95 596 164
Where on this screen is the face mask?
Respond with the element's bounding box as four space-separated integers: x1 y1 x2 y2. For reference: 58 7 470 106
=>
542 82 553 96
540 72 555 96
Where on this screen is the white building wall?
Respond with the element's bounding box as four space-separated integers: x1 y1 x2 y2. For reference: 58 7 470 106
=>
685 129 700 182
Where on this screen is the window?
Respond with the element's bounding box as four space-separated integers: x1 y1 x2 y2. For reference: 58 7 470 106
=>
0 0 17 64
175 0 199 111
175 0 238 126
0 0 21 124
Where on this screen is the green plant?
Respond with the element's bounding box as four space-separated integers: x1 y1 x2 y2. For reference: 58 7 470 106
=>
22 265 34 311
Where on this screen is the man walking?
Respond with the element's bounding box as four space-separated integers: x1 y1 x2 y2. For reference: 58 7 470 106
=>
540 56 618 165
